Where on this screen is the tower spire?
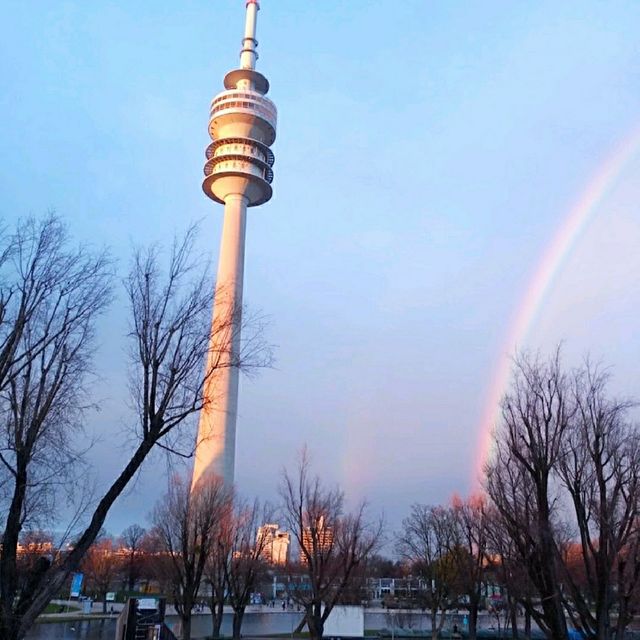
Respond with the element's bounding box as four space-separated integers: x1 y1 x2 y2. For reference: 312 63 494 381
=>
240 0 259 71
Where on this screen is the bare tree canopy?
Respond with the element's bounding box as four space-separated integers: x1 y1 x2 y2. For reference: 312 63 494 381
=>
120 523 147 591
485 349 640 640
0 216 270 640
486 350 572 638
450 495 490 640
280 451 383 640
81 535 122 613
396 504 461 640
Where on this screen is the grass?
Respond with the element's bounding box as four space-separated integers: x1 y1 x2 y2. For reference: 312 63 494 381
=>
252 633 311 638
38 613 114 623
42 603 81 614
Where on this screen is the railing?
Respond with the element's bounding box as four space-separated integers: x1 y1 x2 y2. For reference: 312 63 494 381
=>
210 91 277 126
203 155 274 184
206 138 275 166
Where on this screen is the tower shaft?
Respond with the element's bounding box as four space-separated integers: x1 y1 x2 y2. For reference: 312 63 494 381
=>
192 194 247 488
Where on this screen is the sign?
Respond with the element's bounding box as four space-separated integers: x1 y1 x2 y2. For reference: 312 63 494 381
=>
106 592 116 602
70 573 83 598
137 598 158 610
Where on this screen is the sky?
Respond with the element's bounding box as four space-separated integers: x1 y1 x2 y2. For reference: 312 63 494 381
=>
1 1 639 538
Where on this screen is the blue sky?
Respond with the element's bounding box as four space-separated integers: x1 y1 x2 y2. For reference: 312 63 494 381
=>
1 1 639 536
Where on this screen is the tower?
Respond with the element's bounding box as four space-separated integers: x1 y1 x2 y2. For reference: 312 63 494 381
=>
192 0 276 488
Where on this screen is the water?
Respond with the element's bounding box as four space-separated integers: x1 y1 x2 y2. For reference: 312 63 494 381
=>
28 611 305 640
28 618 116 640
26 609 545 639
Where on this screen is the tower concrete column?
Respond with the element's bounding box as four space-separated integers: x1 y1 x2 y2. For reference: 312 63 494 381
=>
192 194 247 489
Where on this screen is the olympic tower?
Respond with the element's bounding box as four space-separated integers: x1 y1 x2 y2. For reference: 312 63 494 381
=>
192 0 276 488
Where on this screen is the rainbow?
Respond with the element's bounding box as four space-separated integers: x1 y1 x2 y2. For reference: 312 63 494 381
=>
473 125 640 485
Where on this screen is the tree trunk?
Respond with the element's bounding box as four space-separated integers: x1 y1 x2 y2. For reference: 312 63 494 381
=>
232 608 245 639
128 561 135 591
0 463 28 640
596 600 612 640
2 624 19 640
211 598 224 638
293 617 307 634
468 601 479 640
15 438 154 640
430 607 438 640
509 597 518 639
524 609 531 640
537 524 567 640
181 613 192 640
308 606 324 640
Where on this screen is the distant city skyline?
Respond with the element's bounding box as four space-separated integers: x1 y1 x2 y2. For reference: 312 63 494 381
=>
1 1 639 535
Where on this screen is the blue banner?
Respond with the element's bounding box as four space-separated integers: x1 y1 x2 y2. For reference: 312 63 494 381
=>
70 572 83 598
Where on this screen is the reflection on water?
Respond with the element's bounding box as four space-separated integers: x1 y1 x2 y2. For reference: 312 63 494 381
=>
28 618 116 640
27 610 505 639
167 611 305 639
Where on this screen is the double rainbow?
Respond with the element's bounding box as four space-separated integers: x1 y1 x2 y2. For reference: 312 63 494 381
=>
473 125 640 485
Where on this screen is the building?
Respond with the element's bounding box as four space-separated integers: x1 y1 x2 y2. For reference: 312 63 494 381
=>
256 524 290 566
299 516 334 564
191 0 277 489
366 577 428 604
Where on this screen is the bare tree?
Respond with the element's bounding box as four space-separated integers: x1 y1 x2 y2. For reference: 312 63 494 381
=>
152 474 231 640
120 524 147 591
0 217 269 640
556 364 640 639
138 527 166 593
486 350 640 640
81 536 122 613
280 452 383 640
450 495 490 640
0 215 112 640
396 504 460 640
366 554 407 579
14 530 58 613
225 499 272 639
485 350 571 639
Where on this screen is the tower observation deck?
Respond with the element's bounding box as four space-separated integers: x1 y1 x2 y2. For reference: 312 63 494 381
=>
192 0 277 489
